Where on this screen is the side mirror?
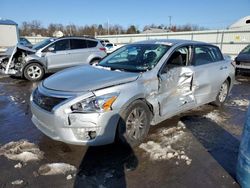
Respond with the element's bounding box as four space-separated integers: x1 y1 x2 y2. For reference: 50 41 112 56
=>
48 47 55 52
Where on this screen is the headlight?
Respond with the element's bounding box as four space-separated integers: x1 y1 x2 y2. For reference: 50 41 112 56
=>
71 93 119 113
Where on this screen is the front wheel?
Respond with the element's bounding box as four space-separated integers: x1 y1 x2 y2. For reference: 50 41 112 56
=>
23 63 44 81
213 80 229 107
116 100 152 147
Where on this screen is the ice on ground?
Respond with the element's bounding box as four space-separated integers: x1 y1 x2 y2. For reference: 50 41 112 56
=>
38 163 77 176
9 95 17 102
139 121 192 165
14 162 22 168
11 179 23 185
0 140 44 163
229 99 249 107
66 174 73 180
203 111 225 124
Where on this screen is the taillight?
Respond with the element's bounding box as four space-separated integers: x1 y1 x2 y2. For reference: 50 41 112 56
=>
99 48 106 52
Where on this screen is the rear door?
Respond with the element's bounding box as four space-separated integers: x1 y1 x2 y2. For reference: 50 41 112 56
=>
70 39 89 65
45 39 71 71
158 45 196 118
192 45 228 105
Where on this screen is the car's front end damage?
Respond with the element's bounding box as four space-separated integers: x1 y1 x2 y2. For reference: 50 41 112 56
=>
30 66 140 146
0 44 36 76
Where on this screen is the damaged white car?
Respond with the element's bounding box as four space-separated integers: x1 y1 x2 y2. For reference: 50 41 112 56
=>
30 39 235 146
0 37 106 81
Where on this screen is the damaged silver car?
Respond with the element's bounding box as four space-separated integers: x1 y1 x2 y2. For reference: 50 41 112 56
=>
30 39 235 146
0 37 106 81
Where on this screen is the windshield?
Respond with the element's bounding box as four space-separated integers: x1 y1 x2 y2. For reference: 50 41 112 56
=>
98 44 170 72
241 45 250 54
32 38 56 50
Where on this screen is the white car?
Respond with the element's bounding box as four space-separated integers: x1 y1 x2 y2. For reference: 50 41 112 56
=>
105 43 120 54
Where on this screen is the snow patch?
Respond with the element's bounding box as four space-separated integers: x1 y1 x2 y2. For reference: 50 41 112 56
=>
203 111 225 124
0 140 44 163
66 174 73 180
38 163 77 176
11 179 23 185
139 121 192 165
14 162 22 168
229 99 249 107
9 95 17 102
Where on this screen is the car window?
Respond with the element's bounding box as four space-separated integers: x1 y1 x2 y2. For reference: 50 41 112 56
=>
210 46 224 61
70 39 87 49
192 46 215 66
50 39 70 51
33 38 56 51
161 46 189 73
241 45 250 54
106 43 113 47
98 44 170 72
86 40 98 48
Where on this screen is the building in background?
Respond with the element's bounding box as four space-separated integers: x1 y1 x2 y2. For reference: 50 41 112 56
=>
53 30 64 38
142 28 171 34
229 15 250 30
0 19 18 53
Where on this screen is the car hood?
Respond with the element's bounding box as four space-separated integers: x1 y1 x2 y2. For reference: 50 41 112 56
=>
236 53 250 63
43 65 140 92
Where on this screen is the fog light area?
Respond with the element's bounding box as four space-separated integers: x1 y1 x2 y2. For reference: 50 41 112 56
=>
72 127 100 141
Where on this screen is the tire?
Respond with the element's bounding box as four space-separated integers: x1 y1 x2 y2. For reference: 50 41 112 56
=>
23 63 44 81
116 100 152 147
213 80 229 107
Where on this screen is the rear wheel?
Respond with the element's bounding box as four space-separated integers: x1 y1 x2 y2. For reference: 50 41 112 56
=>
24 63 44 81
116 100 152 147
213 80 229 107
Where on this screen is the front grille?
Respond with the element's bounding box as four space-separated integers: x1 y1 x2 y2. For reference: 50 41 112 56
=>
238 62 250 66
33 88 67 112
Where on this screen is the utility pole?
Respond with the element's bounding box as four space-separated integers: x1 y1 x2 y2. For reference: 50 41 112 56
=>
168 16 172 29
107 18 110 35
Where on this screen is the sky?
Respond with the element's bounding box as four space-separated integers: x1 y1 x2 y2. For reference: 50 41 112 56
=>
1 0 250 30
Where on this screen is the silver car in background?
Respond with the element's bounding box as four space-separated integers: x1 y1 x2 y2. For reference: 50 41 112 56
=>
30 39 235 146
0 37 106 81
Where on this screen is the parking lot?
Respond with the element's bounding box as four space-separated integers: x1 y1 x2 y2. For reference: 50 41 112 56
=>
0 73 249 188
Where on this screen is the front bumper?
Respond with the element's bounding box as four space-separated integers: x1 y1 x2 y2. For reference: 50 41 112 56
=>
30 101 120 146
236 63 250 74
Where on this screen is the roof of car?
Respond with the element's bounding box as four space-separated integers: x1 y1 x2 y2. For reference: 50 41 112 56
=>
58 36 96 40
134 39 208 46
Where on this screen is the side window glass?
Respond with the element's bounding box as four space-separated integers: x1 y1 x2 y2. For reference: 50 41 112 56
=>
211 47 224 61
86 40 98 48
192 46 215 66
162 46 189 73
70 39 87 49
52 40 70 51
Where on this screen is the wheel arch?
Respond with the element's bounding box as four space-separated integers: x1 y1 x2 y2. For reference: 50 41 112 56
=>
226 76 231 87
118 96 155 122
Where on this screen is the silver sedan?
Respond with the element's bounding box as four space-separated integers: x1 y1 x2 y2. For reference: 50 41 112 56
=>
30 39 235 146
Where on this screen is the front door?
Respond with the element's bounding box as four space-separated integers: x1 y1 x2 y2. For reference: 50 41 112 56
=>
45 39 71 71
158 46 196 118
